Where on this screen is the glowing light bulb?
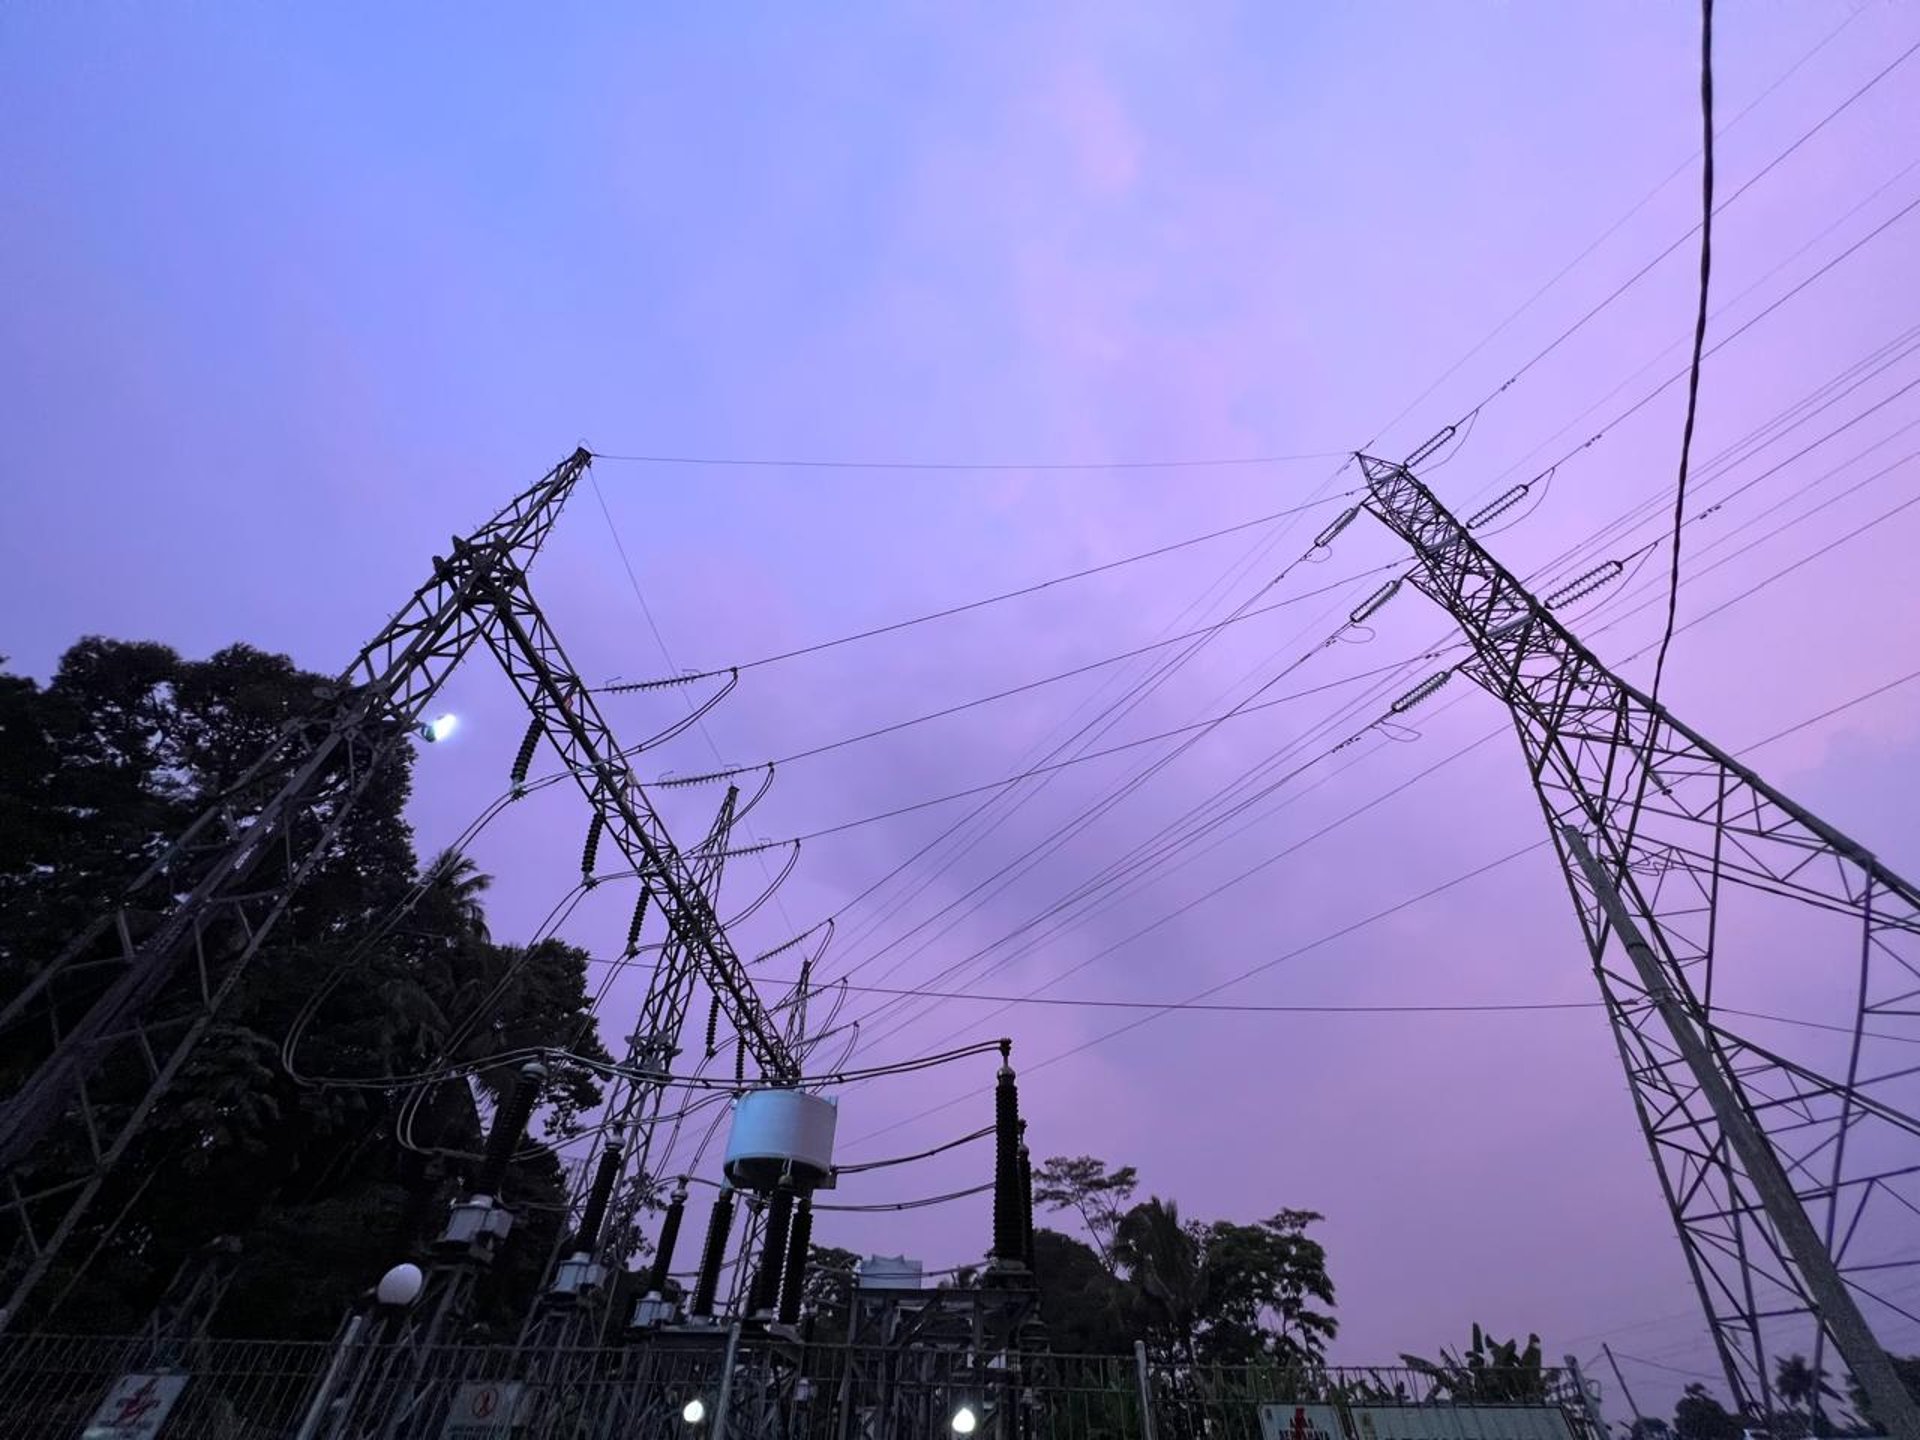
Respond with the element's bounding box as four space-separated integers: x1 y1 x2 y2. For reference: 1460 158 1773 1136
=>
951 1406 978 1435
421 714 459 743
682 1398 707 1426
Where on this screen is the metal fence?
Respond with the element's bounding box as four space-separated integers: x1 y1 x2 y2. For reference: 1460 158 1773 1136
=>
0 1332 1593 1440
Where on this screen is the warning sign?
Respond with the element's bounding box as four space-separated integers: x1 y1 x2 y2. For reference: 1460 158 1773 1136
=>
1261 1404 1350 1440
81 1374 189 1438
435 1382 526 1436
439 1381 529 1438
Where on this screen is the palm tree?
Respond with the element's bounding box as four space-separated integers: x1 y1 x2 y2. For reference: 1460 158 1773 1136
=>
1772 1354 1832 1437
1114 1197 1208 1364
424 847 492 942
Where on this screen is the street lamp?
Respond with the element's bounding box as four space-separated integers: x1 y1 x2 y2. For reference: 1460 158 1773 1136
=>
375 1262 424 1307
951 1405 978 1436
682 1397 708 1426
418 714 459 744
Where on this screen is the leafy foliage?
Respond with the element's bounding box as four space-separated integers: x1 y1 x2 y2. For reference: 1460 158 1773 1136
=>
1105 1192 1337 1366
1400 1324 1549 1403
1031 1228 1145 1355
1672 1383 1743 1440
0 639 612 1338
1034 1155 1139 1264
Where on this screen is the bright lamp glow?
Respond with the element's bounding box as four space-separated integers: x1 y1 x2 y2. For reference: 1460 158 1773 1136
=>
422 714 459 743
682 1398 707 1426
951 1406 978 1436
375 1262 424 1307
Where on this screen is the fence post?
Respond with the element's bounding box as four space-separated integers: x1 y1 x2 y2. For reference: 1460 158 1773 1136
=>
290 1312 365 1440
711 1320 745 1440
1135 1341 1159 1440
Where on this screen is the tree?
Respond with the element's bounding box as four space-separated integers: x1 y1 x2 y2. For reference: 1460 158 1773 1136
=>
1034 1155 1138 1265
1674 1384 1744 1440
1773 1353 1839 1436
1402 1325 1548 1403
1114 1197 1207 1363
1195 1210 1337 1366
0 639 611 1338
1031 1228 1144 1355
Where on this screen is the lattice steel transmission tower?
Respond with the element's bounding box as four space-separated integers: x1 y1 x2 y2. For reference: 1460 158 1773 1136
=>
0 448 797 1331
1360 456 1920 1439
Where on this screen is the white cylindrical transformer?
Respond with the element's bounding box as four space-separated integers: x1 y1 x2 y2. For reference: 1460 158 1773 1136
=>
722 1088 838 1191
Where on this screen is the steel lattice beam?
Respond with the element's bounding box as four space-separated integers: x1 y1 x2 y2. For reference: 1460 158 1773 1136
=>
0 448 793 1331
1360 455 1920 1438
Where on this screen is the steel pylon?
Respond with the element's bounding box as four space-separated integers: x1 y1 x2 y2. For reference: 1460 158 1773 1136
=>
0 448 795 1331
1359 455 1920 1436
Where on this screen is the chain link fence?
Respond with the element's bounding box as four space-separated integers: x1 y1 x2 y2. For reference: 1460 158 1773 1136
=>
0 1332 1594 1440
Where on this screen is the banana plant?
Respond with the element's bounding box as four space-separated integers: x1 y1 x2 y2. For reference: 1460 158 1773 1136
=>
1400 1323 1548 1402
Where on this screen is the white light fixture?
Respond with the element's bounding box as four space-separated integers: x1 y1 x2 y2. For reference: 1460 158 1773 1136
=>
419 714 459 743
951 1405 978 1435
682 1398 708 1426
375 1262 425 1307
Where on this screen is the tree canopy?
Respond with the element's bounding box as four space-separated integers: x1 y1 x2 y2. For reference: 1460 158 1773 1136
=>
0 639 612 1337
1030 1154 1337 1366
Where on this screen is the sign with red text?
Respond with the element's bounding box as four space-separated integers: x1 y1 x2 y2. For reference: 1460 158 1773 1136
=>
82 1374 188 1438
1261 1403 1350 1440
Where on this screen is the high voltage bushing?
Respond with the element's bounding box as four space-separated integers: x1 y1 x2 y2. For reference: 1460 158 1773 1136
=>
476 1060 546 1198
705 994 721 1058
1018 1126 1035 1270
690 1187 735 1319
779 1196 813 1326
574 1138 625 1254
752 1185 796 1315
647 1186 688 1294
990 1042 1025 1269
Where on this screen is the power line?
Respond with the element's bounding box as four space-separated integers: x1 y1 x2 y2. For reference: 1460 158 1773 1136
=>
588 449 1346 472
748 978 1920 1050
1643 0 1717 728
839 618 1920 1149
598 493 1359 684
1446 15 1906 440
1365 4 1868 448
761 657 1432 844
647 562 1403 780
588 469 808 939
836 453 1920 1072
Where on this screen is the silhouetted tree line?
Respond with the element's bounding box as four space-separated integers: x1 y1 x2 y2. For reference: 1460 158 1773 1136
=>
0 639 611 1338
998 1154 1339 1364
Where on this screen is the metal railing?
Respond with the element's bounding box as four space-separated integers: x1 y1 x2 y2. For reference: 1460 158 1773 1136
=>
0 1332 1592 1440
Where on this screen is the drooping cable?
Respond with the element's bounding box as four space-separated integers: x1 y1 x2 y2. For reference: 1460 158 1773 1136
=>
1643 0 1717 727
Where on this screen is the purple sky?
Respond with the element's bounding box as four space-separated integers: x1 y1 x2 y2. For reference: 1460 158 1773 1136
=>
6 2 1920 1416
